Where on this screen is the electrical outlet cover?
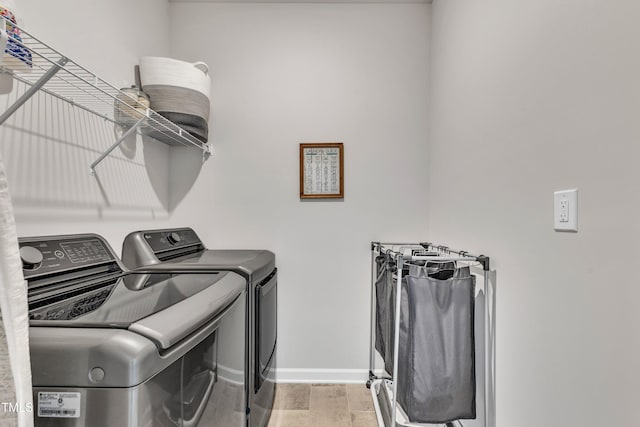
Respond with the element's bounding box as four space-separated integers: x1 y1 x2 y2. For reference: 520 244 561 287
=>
554 189 578 231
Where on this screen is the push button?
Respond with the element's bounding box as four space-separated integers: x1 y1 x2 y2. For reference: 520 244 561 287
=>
89 367 105 383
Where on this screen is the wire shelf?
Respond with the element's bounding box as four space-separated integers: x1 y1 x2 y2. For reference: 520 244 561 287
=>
0 16 211 158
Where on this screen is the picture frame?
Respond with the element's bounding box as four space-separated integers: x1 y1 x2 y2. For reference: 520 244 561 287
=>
299 142 344 199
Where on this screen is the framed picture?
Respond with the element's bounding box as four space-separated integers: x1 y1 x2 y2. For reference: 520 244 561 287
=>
299 142 344 199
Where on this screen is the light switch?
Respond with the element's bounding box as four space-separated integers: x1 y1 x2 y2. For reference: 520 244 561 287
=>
554 189 578 232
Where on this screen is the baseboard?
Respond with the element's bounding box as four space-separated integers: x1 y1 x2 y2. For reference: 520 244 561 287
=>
274 368 369 384
217 364 244 386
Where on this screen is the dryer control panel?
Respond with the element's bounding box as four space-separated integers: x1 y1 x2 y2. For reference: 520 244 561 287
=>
143 228 202 252
121 228 205 270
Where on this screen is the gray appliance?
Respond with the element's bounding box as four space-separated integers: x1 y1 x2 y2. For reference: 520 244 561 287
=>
121 228 277 427
20 233 247 427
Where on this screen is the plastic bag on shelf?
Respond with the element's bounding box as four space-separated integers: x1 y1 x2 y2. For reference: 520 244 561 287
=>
0 2 32 72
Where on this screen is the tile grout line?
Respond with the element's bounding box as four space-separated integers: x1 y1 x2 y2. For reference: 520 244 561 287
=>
346 384 354 427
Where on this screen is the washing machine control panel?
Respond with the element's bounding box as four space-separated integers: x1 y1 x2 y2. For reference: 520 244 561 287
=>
18 235 117 278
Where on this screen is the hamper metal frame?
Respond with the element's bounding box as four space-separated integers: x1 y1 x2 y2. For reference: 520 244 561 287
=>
368 242 496 427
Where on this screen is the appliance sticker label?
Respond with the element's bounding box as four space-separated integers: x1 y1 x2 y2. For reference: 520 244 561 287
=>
37 392 81 418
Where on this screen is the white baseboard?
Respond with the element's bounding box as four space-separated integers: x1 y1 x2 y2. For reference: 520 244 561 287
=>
218 364 244 385
274 368 369 384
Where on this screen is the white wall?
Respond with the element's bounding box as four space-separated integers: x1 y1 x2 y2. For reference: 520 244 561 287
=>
428 1 640 426
168 2 431 377
0 0 195 249
0 0 431 381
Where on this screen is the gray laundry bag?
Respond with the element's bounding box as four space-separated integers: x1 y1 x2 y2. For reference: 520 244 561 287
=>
386 271 409 377
397 264 477 423
374 255 407 376
374 255 389 361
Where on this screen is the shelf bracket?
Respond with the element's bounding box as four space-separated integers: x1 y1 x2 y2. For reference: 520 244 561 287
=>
89 115 145 175
202 144 211 163
0 56 69 126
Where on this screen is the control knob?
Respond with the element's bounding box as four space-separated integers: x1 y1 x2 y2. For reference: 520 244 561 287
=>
167 232 182 245
20 246 43 270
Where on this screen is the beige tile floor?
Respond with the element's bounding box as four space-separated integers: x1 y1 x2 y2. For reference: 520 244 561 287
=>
268 383 379 427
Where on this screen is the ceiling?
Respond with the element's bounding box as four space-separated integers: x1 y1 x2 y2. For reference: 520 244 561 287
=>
169 0 432 4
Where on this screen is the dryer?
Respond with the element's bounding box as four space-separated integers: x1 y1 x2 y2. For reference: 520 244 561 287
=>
122 227 277 427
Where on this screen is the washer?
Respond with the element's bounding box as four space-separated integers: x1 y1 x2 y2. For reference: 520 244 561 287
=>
21 233 247 427
122 227 277 427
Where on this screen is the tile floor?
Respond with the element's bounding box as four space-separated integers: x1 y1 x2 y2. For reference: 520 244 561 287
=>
268 383 379 427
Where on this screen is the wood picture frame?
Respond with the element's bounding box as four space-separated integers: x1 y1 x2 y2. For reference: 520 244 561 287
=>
299 142 344 199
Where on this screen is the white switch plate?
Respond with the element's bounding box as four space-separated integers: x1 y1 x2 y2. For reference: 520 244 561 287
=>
554 189 578 231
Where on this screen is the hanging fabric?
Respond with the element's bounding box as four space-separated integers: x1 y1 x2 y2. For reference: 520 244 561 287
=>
0 152 33 427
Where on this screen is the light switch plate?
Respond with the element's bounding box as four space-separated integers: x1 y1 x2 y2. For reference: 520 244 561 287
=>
554 189 578 232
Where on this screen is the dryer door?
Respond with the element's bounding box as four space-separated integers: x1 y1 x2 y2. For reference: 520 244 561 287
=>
255 269 277 391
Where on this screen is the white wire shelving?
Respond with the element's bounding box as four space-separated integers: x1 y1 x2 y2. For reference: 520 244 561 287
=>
0 16 211 174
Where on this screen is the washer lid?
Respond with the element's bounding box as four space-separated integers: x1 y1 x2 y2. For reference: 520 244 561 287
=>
129 272 244 349
29 271 237 329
